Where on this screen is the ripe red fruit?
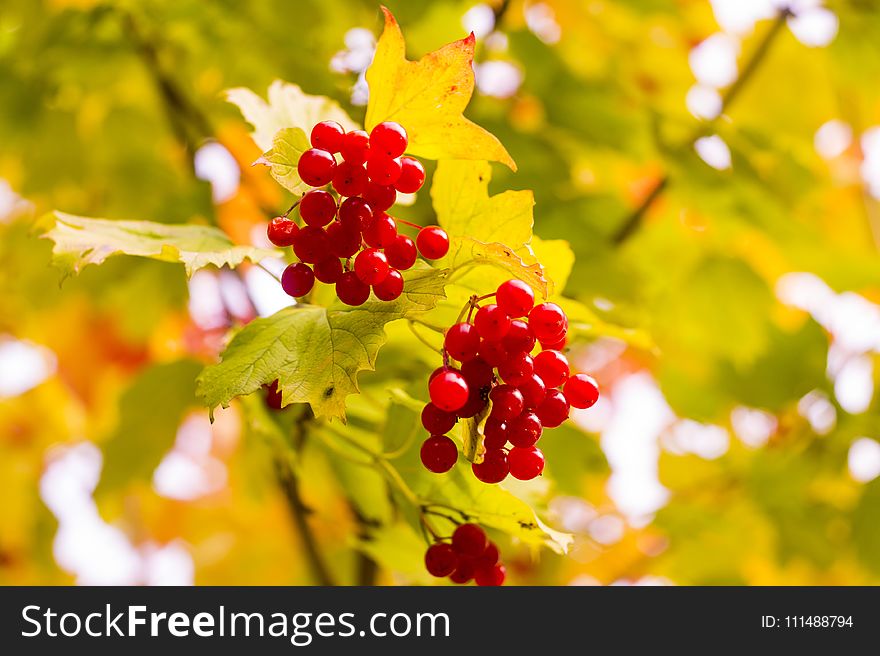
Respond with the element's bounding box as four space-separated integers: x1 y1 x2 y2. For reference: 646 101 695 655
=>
508 446 545 480
310 120 345 153
519 373 547 409
281 262 315 297
508 411 542 448
474 304 512 341
299 190 337 227
502 319 537 355
564 373 599 409
529 302 567 341
429 370 470 412
536 389 570 428
331 161 368 197
449 560 474 584
266 380 283 410
292 226 331 264
362 182 397 212
541 333 567 351
313 257 343 284
489 384 524 421
452 524 487 558
456 387 487 419
336 271 371 306
366 154 402 186
362 212 397 248
444 323 481 362
475 542 500 569
533 350 570 389
424 543 459 578
326 221 361 258
354 248 390 285
421 403 457 435
429 365 453 382
420 434 458 473
267 216 299 247
384 234 417 270
297 148 336 186
416 226 449 259
370 121 408 158
373 269 404 301
479 340 508 367
472 449 509 484
340 129 370 164
339 196 373 230
496 280 535 318
460 357 494 389
497 351 534 385
395 156 426 193
483 416 509 450
474 563 506 586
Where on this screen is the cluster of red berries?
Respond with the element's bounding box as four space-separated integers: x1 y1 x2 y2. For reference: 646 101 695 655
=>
424 523 505 586
266 120 450 305
419 279 599 483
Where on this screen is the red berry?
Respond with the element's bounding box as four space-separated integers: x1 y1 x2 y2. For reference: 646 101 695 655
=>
496 280 534 318
366 154 402 186
266 379 283 410
281 262 315 297
474 304 511 341
332 161 368 197
339 196 373 231
457 387 488 419
508 446 545 480
416 226 449 260
509 411 542 448
489 384 524 421
475 542 500 569
362 182 397 212
479 340 508 367
326 221 361 259
497 351 534 385
313 257 343 284
564 373 599 409
541 333 568 351
336 271 371 306
425 543 459 578
536 389 570 428
444 323 481 362
534 350 570 389
362 212 397 248
483 416 509 450
384 234 417 270
429 370 470 412
310 120 345 153
520 374 547 409
474 563 506 586
267 216 299 247
422 403 457 435
420 434 458 473
472 449 509 484
369 121 408 158
502 319 537 354
297 148 336 186
292 226 331 264
340 129 370 164
299 190 337 227
529 303 567 342
430 365 453 382
395 156 426 194
452 524 487 557
373 269 404 301
354 248 390 285
449 559 474 584
460 357 494 389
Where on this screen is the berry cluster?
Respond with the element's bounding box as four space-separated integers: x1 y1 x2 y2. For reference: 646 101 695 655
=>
424 523 505 586
419 279 599 483
266 120 450 305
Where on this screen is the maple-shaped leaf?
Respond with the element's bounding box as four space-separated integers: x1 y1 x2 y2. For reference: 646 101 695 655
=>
365 6 515 170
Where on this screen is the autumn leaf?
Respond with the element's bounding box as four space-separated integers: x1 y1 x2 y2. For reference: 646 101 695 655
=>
365 6 515 170
255 127 313 194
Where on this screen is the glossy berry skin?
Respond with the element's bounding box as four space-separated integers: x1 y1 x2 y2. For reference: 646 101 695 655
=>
395 156 426 193
452 524 487 558
456 388 487 419
370 121 408 158
420 434 458 473
362 182 397 212
281 262 315 298
354 248 390 285
429 370 470 412
332 161 368 197
474 563 506 586
472 449 509 484
483 416 509 450
508 446 545 481
366 154 402 186
424 543 459 578
475 542 500 569
541 333 567 351
474 304 511 341
509 411 542 448
293 226 331 264
478 340 508 367
310 120 345 153
297 148 336 186
444 323 481 362
340 129 370 164
416 226 449 260
429 365 454 383
385 234 417 270
460 357 494 389
265 380 283 410
421 403 457 435
564 373 599 409
373 269 404 301
497 351 534 385
336 271 371 306
313 257 343 284
299 190 337 227
326 221 361 258
534 350 570 389
519 374 547 409
339 196 373 230
449 560 474 584
536 389 570 428
502 320 537 355
489 385 524 421
362 212 397 248
496 279 535 318
267 216 299 247
529 302 567 342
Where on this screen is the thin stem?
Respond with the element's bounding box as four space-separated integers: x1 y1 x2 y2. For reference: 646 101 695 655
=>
256 262 282 283
393 218 422 231
282 200 301 219
410 318 446 334
408 320 443 353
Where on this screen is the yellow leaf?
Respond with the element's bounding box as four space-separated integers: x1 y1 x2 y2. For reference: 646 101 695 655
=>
365 7 515 170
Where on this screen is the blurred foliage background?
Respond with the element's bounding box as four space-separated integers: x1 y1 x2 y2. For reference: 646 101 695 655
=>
2 0 880 585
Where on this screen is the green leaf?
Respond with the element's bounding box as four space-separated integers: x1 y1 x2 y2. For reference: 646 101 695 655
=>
255 127 313 195
197 267 449 421
853 479 880 575
40 212 278 278
459 398 492 463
